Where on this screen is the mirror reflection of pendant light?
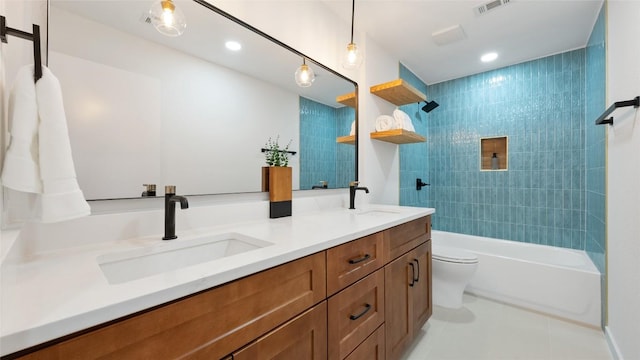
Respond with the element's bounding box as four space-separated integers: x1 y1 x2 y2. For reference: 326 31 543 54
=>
149 0 186 37
295 58 315 87
342 0 363 70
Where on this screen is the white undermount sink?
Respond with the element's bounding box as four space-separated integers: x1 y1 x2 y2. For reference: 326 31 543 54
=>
98 233 273 284
355 208 402 216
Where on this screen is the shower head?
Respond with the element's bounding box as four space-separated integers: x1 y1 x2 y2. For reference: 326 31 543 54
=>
421 100 439 113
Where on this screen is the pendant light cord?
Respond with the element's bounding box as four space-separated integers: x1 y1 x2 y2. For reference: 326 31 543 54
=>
350 0 355 43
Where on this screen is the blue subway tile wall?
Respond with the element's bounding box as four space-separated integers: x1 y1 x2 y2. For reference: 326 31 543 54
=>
299 97 355 190
399 64 430 207
585 4 606 272
336 105 356 188
425 50 586 249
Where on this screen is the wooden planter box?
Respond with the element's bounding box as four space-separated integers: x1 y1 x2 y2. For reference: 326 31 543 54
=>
263 166 292 218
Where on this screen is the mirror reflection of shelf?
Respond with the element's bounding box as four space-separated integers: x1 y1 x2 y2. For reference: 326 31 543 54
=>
336 135 356 145
370 129 425 144
336 92 356 108
370 79 426 106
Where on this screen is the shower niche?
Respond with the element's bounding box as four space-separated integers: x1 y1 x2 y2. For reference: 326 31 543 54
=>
480 136 508 171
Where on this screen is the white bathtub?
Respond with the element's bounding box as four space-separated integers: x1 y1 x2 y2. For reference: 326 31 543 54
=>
432 230 601 327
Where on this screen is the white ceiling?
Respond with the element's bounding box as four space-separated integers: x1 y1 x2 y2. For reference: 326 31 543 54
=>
321 0 604 85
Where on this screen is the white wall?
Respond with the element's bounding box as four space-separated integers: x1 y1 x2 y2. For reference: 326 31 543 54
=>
49 7 299 199
605 1 640 359
360 34 401 204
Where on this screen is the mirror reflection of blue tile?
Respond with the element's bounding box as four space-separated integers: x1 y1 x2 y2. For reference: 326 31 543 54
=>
299 97 355 190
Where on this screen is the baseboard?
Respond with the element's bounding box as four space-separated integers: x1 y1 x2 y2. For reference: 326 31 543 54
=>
605 326 623 360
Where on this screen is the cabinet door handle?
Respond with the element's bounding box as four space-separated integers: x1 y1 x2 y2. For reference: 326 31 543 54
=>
349 303 372 320
413 258 420 282
409 262 416 287
348 253 371 264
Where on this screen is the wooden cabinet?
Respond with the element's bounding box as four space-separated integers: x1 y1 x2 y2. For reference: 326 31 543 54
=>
12 215 432 360
384 240 432 360
327 231 385 296
232 302 327 360
384 216 430 262
16 253 326 360
344 325 385 360
328 269 385 360
384 251 414 360
412 241 432 334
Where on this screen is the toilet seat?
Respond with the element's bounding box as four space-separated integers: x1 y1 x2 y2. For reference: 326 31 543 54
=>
432 245 478 264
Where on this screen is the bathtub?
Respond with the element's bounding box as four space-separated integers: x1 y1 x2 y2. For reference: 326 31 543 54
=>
432 230 601 327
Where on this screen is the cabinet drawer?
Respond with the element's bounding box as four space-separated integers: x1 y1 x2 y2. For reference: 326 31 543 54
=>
344 325 385 360
384 216 430 262
326 231 384 295
16 253 326 360
328 269 385 360
232 302 327 360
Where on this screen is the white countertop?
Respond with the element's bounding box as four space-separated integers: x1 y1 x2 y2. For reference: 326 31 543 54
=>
0 204 434 356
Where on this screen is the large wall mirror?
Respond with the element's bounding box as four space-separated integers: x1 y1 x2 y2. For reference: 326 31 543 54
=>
48 0 358 200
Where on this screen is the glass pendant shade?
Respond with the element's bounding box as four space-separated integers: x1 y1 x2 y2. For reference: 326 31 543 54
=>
294 62 315 87
149 0 186 37
342 42 363 70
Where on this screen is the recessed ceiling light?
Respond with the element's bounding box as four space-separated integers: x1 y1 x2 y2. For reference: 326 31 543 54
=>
481 52 498 63
225 41 242 51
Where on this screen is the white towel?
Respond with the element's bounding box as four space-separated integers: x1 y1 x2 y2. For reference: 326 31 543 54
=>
375 115 394 132
1 65 91 223
2 65 41 192
349 120 356 136
393 108 415 132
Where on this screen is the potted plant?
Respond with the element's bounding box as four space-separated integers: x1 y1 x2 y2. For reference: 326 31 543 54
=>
264 136 292 167
261 136 293 218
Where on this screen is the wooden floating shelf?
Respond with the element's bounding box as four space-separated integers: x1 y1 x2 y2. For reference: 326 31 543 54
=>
336 92 356 108
336 135 356 145
370 129 426 144
370 79 426 106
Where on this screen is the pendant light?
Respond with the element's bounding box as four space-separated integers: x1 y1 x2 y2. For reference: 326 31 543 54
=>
342 0 363 70
149 0 186 37
295 58 315 87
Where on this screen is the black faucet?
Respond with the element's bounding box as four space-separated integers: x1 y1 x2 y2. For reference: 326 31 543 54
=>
162 185 189 240
349 181 369 210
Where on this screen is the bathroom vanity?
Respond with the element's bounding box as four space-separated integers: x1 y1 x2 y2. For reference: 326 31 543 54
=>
1 205 432 360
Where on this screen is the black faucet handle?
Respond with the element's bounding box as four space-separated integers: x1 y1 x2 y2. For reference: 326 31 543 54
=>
416 178 430 190
350 181 359 187
165 185 176 195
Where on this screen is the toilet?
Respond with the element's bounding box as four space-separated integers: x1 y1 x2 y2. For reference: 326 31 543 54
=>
432 245 479 309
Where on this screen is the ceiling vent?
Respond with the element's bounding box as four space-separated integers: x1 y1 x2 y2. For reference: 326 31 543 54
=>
432 25 467 46
474 0 511 16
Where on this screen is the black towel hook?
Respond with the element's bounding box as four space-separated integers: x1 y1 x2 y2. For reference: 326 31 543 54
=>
0 15 43 82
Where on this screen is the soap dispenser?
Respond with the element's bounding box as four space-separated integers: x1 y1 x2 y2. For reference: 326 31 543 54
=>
491 153 499 170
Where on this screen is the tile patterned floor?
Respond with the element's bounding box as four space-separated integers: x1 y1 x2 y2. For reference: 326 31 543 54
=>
403 294 613 360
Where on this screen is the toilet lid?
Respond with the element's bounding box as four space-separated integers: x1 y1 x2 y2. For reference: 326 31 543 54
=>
432 245 478 264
